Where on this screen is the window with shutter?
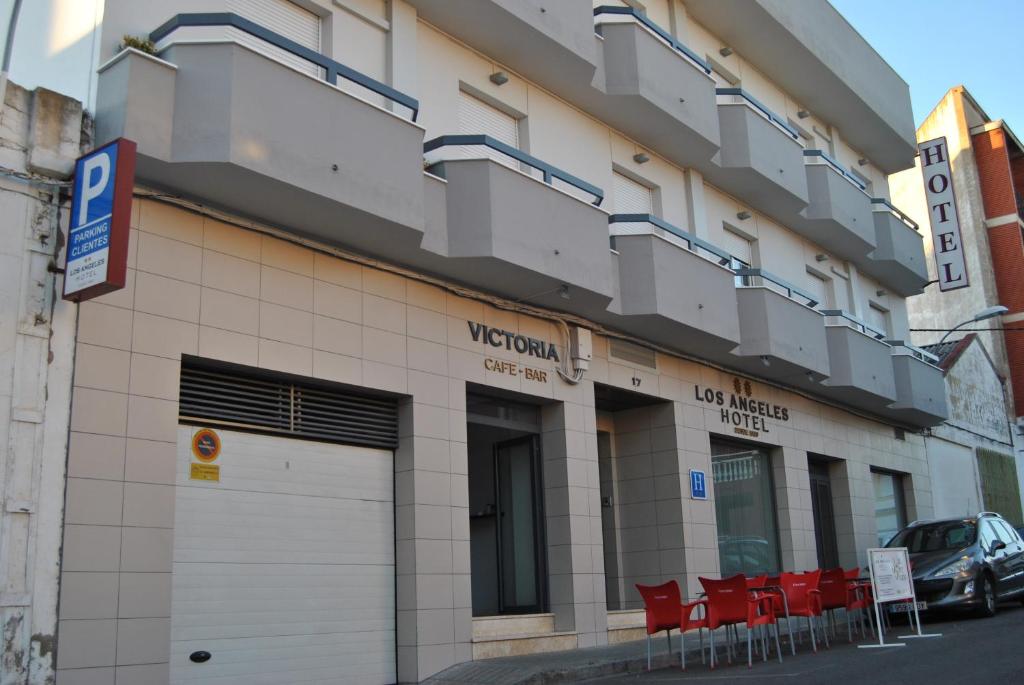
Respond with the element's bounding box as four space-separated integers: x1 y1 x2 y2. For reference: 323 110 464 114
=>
612 172 653 214
805 272 831 309
228 0 322 77
721 229 752 266
609 172 654 239
458 91 522 169
866 304 889 337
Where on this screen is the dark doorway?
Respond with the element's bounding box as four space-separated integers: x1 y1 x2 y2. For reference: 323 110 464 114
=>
809 459 840 569
467 392 547 616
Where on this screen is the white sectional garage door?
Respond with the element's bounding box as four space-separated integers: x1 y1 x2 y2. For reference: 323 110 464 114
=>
170 427 395 684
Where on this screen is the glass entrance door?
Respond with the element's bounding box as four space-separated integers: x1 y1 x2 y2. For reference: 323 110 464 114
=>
494 436 545 614
809 461 840 569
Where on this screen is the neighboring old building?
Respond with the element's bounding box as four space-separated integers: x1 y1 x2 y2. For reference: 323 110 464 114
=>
921 335 1022 525
890 86 1024 423
0 82 85 684
4 1 949 683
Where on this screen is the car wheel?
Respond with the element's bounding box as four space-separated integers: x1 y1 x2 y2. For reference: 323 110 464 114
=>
977 574 997 618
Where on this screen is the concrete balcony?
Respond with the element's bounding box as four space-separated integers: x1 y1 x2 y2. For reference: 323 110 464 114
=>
799 152 875 261
857 200 929 297
95 20 426 259
425 142 614 311
684 1 916 174
407 0 598 99
594 9 720 167
609 216 740 356
732 270 830 383
885 343 949 427
820 312 897 409
705 89 809 225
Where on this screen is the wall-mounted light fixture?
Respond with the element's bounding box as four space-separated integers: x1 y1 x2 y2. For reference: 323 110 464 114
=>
633 152 650 164
760 355 771 367
489 71 509 86
797 110 810 119
719 46 733 57
558 284 571 300
876 289 887 297
815 254 828 262
858 158 868 166
736 211 751 220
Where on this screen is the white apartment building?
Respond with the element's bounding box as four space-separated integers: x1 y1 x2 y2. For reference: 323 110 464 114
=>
1 1 948 683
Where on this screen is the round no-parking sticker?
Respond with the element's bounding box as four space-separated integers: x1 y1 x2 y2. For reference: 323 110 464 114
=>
191 429 221 463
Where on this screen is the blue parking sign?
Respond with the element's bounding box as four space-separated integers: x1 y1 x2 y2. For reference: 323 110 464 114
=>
689 469 707 500
63 138 136 301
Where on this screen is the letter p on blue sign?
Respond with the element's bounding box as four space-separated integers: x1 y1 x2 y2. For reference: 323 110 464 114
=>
63 138 136 302
690 469 707 500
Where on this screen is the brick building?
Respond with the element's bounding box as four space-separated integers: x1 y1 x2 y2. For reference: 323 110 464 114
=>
892 86 1024 421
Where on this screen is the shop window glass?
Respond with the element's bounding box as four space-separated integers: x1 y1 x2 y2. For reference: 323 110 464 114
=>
711 441 781 576
872 470 907 546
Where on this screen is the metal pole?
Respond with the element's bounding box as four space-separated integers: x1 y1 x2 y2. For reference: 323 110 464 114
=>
2 0 23 73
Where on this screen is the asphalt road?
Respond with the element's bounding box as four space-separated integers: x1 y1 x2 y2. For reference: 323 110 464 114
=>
589 602 1024 684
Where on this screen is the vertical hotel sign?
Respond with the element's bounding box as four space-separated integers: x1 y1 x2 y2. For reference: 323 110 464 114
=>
63 138 136 302
918 137 968 291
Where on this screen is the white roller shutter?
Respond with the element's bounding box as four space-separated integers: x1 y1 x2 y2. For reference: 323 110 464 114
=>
721 229 752 266
866 304 889 337
458 91 522 168
612 172 653 214
805 272 830 309
609 172 654 240
170 428 395 685
228 0 321 77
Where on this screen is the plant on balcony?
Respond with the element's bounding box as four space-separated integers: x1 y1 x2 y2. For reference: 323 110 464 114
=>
118 35 157 55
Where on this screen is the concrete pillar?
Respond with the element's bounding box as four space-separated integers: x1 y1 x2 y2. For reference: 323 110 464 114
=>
388 0 419 105
395 391 471 684
676 401 717 600
540 384 607 648
684 169 709 240
830 459 876 569
604 402 686 608
772 447 818 572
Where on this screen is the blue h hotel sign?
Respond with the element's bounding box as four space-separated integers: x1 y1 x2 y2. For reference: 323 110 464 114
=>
63 138 136 302
689 469 708 500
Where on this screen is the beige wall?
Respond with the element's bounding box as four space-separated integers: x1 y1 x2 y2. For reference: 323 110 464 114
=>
56 197 932 682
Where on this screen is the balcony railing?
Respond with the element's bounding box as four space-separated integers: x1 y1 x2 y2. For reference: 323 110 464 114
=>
593 5 712 75
715 88 800 141
424 135 604 206
887 340 941 366
819 309 886 340
803 149 869 194
734 268 819 308
149 13 420 121
871 198 918 231
608 214 731 263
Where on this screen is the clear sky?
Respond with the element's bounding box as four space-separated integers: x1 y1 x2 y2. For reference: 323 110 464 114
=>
829 0 1023 134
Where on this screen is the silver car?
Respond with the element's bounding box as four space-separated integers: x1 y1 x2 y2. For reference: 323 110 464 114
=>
885 512 1024 617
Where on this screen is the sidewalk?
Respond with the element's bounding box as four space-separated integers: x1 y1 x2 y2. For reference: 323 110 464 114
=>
425 614 868 684
423 636 688 685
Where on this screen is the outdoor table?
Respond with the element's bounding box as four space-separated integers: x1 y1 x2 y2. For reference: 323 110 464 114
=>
748 585 796 656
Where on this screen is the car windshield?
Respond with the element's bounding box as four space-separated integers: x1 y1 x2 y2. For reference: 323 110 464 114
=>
887 521 977 552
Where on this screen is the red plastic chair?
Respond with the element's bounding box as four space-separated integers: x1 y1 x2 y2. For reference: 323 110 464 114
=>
680 597 708 670
636 581 682 671
746 574 768 591
774 571 829 652
700 574 782 669
844 567 877 637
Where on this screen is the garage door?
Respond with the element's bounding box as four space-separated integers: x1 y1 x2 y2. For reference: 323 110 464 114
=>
170 427 395 684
